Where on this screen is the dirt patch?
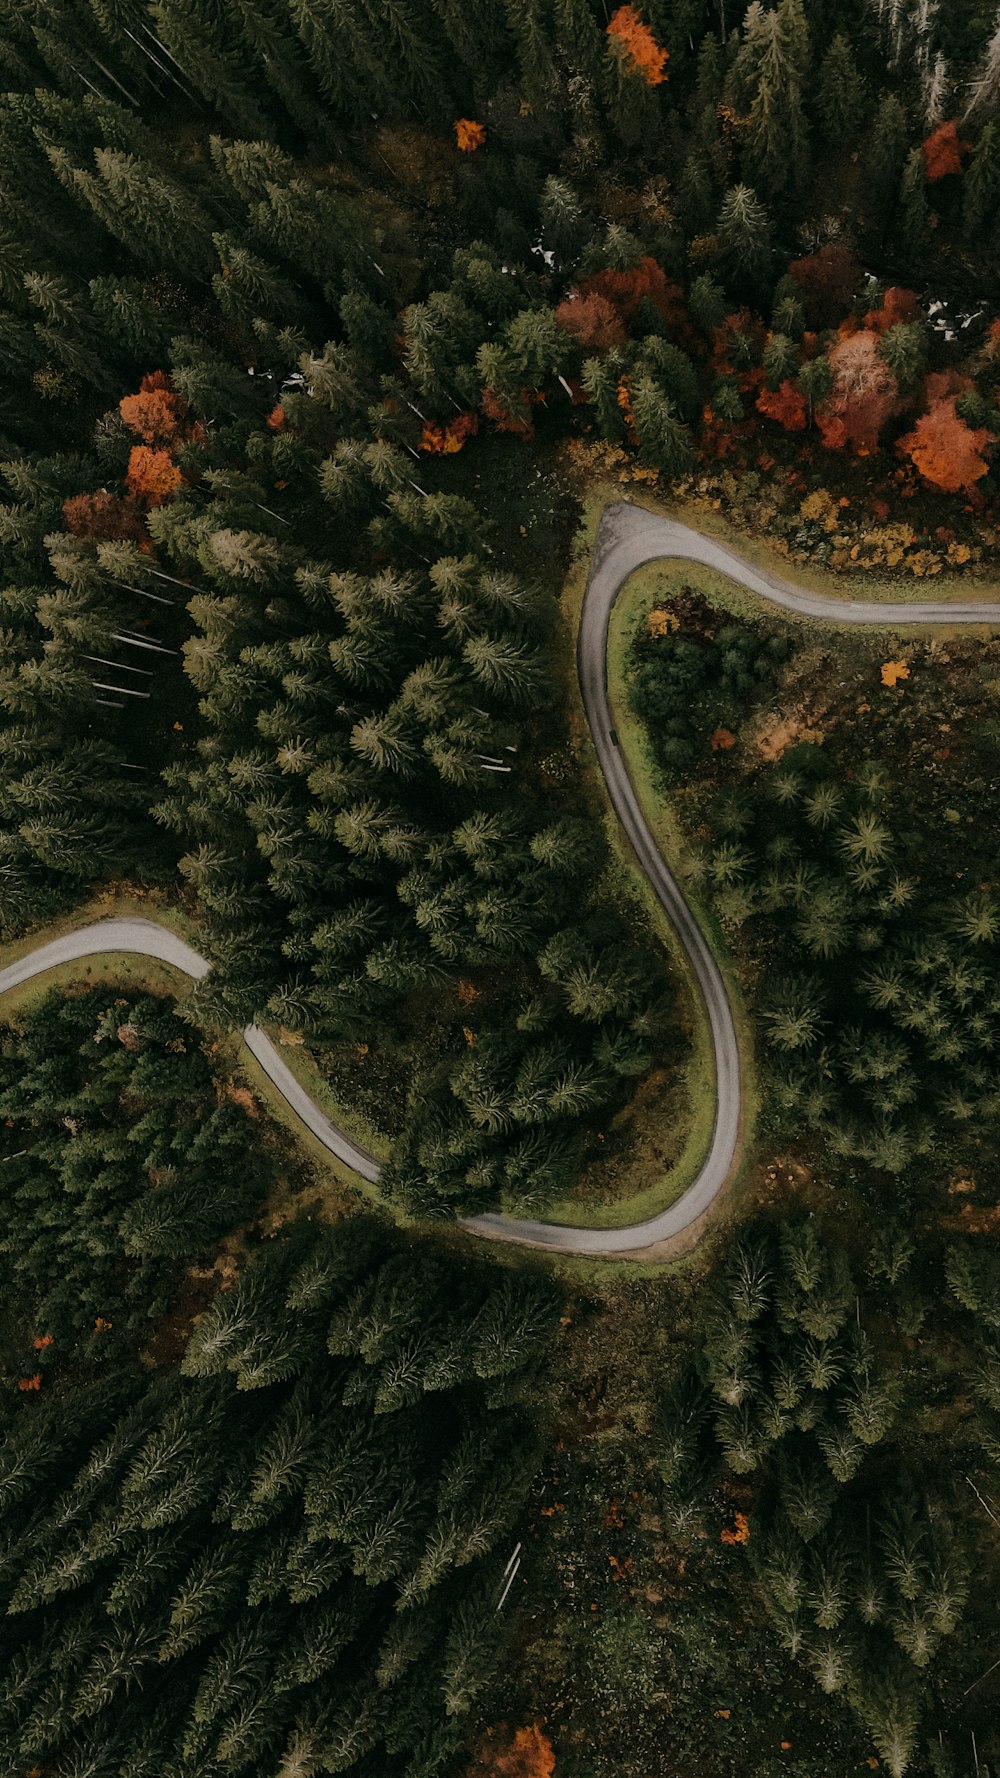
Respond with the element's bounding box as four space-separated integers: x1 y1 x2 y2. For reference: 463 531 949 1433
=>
752 710 827 763
139 1249 240 1368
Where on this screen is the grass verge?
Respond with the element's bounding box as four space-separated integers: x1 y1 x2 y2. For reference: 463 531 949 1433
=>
540 495 755 1238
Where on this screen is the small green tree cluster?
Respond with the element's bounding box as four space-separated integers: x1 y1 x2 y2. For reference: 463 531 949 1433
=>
0 986 272 1362
720 743 1000 1171
629 607 791 775
0 1216 558 1775
659 1218 979 1777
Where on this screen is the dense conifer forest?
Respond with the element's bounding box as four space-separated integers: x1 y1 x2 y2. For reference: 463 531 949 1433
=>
4 1 1000 1774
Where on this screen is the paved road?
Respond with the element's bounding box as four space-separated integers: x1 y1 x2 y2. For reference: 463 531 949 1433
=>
0 917 383 1183
3 506 1000 1257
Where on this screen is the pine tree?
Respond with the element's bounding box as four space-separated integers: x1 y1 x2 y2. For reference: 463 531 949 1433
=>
869 93 910 222
963 120 1000 246
539 175 587 269
150 0 270 133
895 147 929 258
879 321 926 391
630 375 695 477
966 11 1000 117
730 0 810 197
716 184 773 293
816 33 866 147
92 149 216 278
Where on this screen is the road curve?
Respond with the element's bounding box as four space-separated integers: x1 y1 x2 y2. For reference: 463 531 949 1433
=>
0 917 383 1184
3 505 1000 1258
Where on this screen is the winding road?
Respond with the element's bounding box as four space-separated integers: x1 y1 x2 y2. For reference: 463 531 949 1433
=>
3 504 1000 1259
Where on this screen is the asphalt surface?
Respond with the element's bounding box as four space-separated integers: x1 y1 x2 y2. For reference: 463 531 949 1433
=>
0 917 383 1183
3 506 1000 1257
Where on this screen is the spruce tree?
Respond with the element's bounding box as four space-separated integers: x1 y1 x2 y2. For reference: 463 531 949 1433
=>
816 34 866 148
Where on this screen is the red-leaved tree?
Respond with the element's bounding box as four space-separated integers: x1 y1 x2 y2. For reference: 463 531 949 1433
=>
787 245 861 329
864 286 922 334
577 258 693 344
554 292 627 352
757 380 808 431
62 490 149 542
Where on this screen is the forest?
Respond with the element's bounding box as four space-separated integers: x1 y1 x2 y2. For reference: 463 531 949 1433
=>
3 0 1000 1774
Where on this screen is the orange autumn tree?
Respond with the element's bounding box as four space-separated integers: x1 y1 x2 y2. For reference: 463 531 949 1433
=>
898 388 991 496
455 118 486 152
553 291 627 353
575 257 693 345
606 4 668 85
119 376 185 444
721 1510 750 1545
126 445 183 506
864 285 922 334
756 379 808 431
419 412 479 454
922 118 970 179
62 490 148 542
118 369 190 506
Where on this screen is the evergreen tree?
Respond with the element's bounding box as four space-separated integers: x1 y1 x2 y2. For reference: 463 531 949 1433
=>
716 184 774 294
816 34 866 148
895 147 929 258
730 0 810 197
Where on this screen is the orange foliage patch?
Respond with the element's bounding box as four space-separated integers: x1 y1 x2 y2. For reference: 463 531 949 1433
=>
419 412 479 454
554 291 627 353
816 330 901 455
577 257 692 342
266 402 286 431
224 1084 259 1116
455 118 486 152
119 385 183 444
898 396 991 496
864 286 921 334
922 119 970 180
880 659 910 687
756 379 807 432
62 489 148 543
607 4 669 85
126 445 183 506
711 727 736 751
464 1723 555 1778
721 1510 750 1545
18 1374 42 1392
32 1334 54 1350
